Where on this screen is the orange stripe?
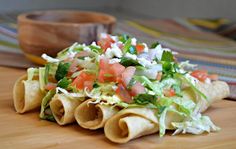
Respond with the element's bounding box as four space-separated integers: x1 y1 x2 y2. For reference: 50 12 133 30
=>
24 53 46 65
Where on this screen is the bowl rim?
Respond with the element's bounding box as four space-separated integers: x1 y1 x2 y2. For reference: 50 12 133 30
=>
17 10 116 26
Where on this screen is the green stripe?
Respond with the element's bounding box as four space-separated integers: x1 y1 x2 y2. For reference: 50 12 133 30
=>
0 40 19 49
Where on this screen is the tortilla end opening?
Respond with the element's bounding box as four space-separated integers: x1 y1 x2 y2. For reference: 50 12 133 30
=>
51 99 65 123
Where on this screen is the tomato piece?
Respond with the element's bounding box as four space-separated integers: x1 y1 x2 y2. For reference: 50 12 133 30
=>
208 74 218 81
116 83 132 103
109 63 125 77
71 75 84 89
190 70 208 82
99 58 110 70
98 69 116 83
121 66 136 87
98 69 105 83
136 44 145 54
98 59 125 83
45 83 57 90
97 35 115 52
72 72 96 90
130 82 145 96
163 88 176 97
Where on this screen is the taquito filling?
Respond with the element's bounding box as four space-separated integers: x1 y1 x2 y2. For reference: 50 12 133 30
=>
52 100 65 121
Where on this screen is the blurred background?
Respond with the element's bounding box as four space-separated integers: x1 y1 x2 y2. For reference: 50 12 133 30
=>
1 0 236 19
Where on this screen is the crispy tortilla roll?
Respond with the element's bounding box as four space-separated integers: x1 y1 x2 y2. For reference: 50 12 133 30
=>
50 94 83 125
196 81 230 112
74 99 119 130
104 108 159 143
13 74 44 113
104 81 230 143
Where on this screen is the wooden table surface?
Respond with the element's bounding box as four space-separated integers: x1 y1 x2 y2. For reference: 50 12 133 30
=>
0 66 236 149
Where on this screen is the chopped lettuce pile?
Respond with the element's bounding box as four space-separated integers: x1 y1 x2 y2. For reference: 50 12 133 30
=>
29 33 219 136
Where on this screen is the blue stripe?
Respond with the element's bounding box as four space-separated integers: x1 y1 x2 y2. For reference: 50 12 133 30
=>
0 24 17 33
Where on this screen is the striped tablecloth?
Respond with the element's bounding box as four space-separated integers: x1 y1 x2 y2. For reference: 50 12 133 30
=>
0 14 235 99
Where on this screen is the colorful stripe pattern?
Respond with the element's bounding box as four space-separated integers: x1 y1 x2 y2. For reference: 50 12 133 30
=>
0 14 235 98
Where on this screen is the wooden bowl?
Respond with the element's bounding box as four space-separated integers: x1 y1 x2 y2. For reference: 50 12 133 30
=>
18 10 116 64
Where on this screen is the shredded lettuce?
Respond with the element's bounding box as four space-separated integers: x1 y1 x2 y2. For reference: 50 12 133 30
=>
172 97 196 116
42 54 60 63
39 89 56 122
39 67 46 92
57 77 71 89
56 87 85 99
172 113 220 135
175 73 207 100
27 68 38 81
134 76 162 96
159 107 168 137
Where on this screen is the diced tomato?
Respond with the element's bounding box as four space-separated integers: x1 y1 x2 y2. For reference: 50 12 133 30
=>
71 75 83 89
109 63 125 77
163 88 176 97
98 69 116 83
97 35 115 52
99 58 110 70
121 66 136 87
130 82 145 96
76 51 90 58
116 83 132 103
208 74 218 81
98 58 125 83
190 70 208 82
98 69 105 83
72 72 96 90
45 83 57 90
136 44 145 54
116 76 123 84
156 72 162 81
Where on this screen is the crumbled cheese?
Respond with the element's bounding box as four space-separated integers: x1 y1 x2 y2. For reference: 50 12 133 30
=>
125 53 137 60
91 41 99 47
143 43 149 53
100 33 108 39
83 46 91 51
131 38 137 46
105 43 123 58
205 78 211 84
109 58 121 64
110 35 118 42
154 44 164 60
137 57 152 67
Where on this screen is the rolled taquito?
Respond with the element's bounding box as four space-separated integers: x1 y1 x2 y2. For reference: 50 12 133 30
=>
13 74 45 113
50 94 83 125
74 99 120 130
104 81 230 143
